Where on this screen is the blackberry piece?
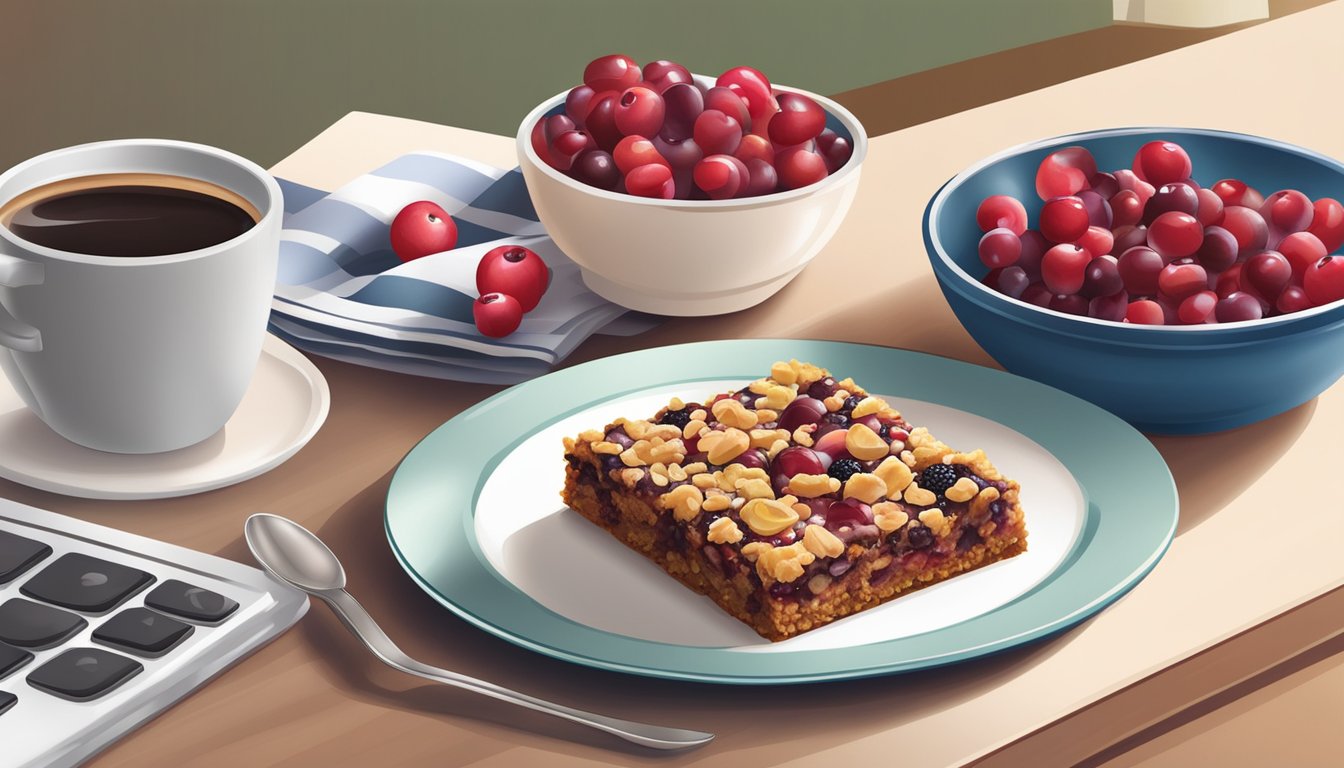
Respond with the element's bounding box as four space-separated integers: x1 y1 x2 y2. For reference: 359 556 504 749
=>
822 412 850 427
918 463 959 496
659 409 691 429
907 525 935 550
828 458 863 483
807 376 838 399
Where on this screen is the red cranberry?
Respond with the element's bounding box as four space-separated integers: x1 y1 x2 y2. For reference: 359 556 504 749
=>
541 114 576 146
733 448 769 471
776 147 827 190
1112 224 1149 255
692 109 742 156
1141 182 1199 226
734 134 774 166
564 85 601 127
583 54 640 93
743 158 778 197
816 129 853 173
778 397 827 431
1211 178 1264 208
1304 254 1344 306
624 164 675 199
1080 255 1122 298
530 120 556 167
825 499 873 530
582 93 623 151
1276 285 1312 314
1243 250 1292 299
613 135 669 175
1089 172 1120 199
472 292 523 338
475 245 549 312
693 155 749 200
773 445 826 479
1196 226 1238 273
653 135 702 169
1035 147 1096 199
659 82 704 142
390 201 457 262
812 428 849 459
548 130 596 172
1077 190 1113 229
641 59 692 92
767 92 826 146
1307 197 1344 252
716 66 775 122
572 150 620 191
1222 205 1270 257
1039 196 1089 243
614 86 666 139
1134 141 1192 186
1279 231 1327 281
703 87 752 132
1049 293 1089 316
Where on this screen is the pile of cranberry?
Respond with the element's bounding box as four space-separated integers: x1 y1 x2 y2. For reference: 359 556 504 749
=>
975 140 1344 324
530 55 854 200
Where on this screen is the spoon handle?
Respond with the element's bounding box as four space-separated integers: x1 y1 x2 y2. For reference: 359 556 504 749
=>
318 589 713 751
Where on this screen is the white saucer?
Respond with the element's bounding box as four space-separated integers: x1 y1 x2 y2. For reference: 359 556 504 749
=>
0 334 331 500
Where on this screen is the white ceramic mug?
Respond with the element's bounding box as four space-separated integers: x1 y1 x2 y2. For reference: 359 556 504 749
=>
0 139 282 454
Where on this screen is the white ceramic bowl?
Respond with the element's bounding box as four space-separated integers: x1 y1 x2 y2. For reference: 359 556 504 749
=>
516 77 867 316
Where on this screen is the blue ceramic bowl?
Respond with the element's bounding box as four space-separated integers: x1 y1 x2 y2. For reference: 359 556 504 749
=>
923 127 1344 434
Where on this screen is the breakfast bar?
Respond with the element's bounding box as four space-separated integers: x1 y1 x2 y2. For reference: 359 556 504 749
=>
1 4 1340 766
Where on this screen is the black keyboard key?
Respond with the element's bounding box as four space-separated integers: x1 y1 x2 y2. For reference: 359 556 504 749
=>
144 580 238 623
21 553 154 613
0 530 51 584
27 648 141 701
0 644 33 680
0 690 14 716
0 599 88 649
93 608 193 658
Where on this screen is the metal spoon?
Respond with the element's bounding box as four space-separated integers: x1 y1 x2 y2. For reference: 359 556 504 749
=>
243 513 713 751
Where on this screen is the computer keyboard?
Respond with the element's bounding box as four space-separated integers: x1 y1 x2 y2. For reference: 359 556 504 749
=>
0 497 309 768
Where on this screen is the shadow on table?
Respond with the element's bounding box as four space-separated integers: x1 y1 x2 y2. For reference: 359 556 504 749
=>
1150 397 1316 537
565 271 995 373
301 468 1095 764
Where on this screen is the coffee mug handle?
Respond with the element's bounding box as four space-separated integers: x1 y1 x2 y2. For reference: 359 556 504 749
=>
0 253 43 352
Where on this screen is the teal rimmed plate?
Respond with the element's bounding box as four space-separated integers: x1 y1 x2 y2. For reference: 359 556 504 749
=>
385 340 1176 684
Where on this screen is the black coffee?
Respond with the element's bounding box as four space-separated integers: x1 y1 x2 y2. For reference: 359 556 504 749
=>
3 176 257 257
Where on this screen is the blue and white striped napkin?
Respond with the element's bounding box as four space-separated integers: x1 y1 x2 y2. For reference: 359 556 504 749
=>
269 152 658 384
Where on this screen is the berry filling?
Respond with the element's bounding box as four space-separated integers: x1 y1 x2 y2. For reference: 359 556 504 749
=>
585 366 1020 600
563 361 1028 640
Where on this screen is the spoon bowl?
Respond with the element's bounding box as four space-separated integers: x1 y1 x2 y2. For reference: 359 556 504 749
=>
245 512 347 592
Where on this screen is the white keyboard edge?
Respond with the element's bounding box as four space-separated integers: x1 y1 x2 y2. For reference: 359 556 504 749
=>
0 497 309 768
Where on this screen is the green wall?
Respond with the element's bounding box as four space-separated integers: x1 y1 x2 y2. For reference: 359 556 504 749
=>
0 0 1110 170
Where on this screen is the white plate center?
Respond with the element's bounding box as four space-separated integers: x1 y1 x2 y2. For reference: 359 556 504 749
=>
475 380 1084 652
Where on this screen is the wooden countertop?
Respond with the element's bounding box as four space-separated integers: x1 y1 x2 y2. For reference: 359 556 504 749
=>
2 3 1340 765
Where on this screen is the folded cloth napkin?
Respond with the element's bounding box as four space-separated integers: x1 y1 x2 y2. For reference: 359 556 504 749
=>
269 152 658 384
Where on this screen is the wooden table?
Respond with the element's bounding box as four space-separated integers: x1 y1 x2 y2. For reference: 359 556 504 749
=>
3 4 1341 765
